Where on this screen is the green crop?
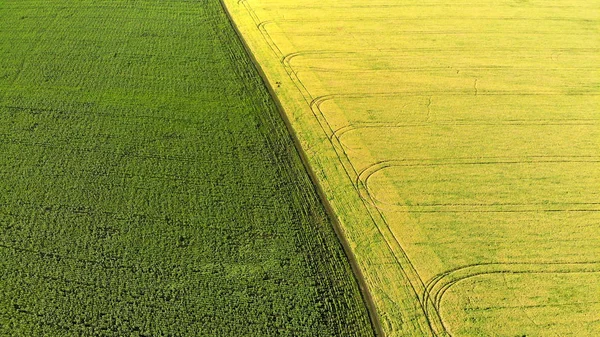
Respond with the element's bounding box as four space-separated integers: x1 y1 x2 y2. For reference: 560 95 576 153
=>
0 1 374 336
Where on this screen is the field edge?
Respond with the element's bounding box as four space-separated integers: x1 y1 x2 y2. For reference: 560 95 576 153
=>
219 1 436 336
216 1 383 336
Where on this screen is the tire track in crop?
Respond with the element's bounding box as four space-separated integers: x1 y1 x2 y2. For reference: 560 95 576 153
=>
0 137 214 166
224 2 387 336
310 94 444 335
284 31 596 37
0 104 207 126
333 119 599 144
358 156 600 333
283 48 599 75
306 91 600 100
422 262 600 336
300 66 599 74
311 76 600 335
261 3 600 11
300 57 594 337
228 2 437 335
252 17 600 23
224 2 600 336
239 6 443 334
229 3 600 335
0 165 211 198
283 47 600 53
357 157 600 211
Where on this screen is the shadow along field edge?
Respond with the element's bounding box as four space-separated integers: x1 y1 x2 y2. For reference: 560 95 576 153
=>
217 0 383 336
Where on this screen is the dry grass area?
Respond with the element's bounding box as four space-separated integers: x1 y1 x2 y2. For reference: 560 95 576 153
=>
223 0 600 336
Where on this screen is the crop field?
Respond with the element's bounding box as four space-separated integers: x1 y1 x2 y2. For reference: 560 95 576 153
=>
0 0 376 336
223 0 600 336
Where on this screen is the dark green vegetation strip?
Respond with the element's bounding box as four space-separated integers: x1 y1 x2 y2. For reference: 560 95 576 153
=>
0 1 374 336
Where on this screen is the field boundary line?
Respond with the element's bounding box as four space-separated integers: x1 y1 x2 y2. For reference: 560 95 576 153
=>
218 1 383 336
219 1 457 335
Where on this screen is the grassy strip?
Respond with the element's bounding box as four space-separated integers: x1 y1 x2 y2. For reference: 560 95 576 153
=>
217 1 384 335
220 1 438 336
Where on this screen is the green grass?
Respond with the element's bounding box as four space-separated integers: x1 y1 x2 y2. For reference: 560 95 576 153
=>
0 1 374 336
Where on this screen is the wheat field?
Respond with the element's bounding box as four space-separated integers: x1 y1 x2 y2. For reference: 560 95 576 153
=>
223 0 600 336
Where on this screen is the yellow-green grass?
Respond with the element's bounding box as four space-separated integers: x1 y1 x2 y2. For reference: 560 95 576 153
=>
222 0 600 336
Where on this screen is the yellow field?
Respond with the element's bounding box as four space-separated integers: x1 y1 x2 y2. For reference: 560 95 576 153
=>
222 0 600 336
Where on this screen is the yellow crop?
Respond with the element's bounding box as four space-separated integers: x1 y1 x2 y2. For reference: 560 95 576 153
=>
223 0 600 335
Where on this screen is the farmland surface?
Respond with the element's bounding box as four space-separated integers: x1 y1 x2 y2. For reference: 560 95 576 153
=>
223 0 600 336
0 1 375 336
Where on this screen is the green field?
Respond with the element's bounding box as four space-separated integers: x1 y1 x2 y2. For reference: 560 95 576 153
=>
0 1 375 336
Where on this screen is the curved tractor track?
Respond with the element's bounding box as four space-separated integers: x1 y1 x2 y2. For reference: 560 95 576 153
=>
220 0 600 336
